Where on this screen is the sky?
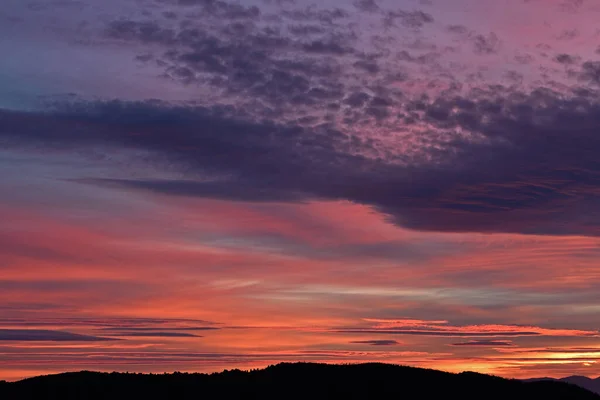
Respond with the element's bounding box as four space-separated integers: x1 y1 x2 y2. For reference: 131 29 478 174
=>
2 0 600 381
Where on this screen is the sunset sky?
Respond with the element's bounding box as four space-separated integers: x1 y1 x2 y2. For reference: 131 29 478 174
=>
2 0 600 381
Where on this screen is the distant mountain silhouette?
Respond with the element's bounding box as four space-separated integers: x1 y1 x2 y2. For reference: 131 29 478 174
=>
1 362 599 399
524 375 600 395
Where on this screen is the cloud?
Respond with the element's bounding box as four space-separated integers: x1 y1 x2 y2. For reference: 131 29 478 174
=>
106 20 176 44
74 178 313 203
558 29 579 40
452 340 514 346
108 332 202 338
363 319 449 327
280 7 349 23
384 10 434 29
472 32 501 55
0 329 115 341
554 53 579 65
5 80 600 237
301 39 354 55
350 340 400 346
577 61 600 85
5 0 600 382
559 0 584 12
447 25 469 34
94 1 438 128
99 327 219 332
338 329 542 337
0 317 219 342
354 0 379 13
172 0 261 19
336 319 598 338
0 317 219 329
496 346 600 355
3 0 600 239
98 2 362 117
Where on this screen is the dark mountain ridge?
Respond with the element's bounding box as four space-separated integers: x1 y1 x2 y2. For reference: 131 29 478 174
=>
1 362 598 400
524 375 600 395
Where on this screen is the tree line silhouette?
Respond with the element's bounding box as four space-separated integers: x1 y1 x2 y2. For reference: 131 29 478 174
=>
1 362 598 399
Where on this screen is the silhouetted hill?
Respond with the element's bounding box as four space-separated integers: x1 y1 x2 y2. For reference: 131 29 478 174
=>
524 375 600 395
2 362 599 399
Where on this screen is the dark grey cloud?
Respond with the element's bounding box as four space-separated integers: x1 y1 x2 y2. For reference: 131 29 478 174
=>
0 329 115 341
163 11 178 19
173 0 261 19
504 70 524 84
75 178 314 203
472 32 500 55
106 20 176 44
6 80 600 236
0 317 218 330
447 25 469 34
175 0 212 5
0 233 80 264
554 53 578 65
337 329 542 337
350 340 400 346
446 25 501 56
577 61 600 85
0 101 361 201
108 331 202 337
368 87 600 236
302 39 354 55
280 7 349 23
94 1 443 135
514 52 534 64
288 24 327 36
396 49 437 64
5 0 600 237
354 0 379 13
99 327 219 331
559 0 584 12
557 28 579 40
515 347 600 354
353 52 381 74
384 10 434 29
204 2 261 19
451 340 513 346
343 91 369 106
